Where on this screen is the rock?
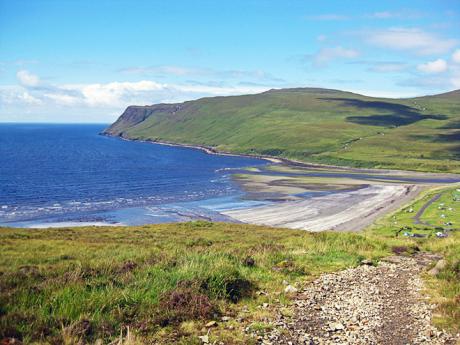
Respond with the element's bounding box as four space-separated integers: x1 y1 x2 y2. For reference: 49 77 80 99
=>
221 316 231 322
428 259 447 276
360 259 373 266
284 285 298 294
329 322 345 331
198 335 209 343
266 253 457 345
205 321 217 328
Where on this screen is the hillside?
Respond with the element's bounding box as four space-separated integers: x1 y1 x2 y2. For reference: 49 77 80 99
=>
104 88 460 173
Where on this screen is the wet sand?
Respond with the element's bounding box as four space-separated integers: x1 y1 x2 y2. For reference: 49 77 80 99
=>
223 184 423 231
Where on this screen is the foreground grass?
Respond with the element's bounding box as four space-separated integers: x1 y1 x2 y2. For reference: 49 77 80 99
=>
1 189 459 343
0 223 406 344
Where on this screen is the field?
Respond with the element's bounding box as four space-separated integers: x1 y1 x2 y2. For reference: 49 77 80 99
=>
1 187 459 344
104 88 460 173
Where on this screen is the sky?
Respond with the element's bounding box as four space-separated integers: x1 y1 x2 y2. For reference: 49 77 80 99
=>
0 0 459 123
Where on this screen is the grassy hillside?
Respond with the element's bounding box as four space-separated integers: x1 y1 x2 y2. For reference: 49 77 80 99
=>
1 186 459 344
104 88 460 173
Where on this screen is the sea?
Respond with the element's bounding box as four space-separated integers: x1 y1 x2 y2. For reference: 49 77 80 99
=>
0 123 267 227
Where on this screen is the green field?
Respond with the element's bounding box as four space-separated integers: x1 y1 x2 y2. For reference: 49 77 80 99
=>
1 188 459 344
104 88 460 173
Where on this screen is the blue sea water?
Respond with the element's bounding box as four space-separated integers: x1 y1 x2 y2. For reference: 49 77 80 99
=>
0 124 266 227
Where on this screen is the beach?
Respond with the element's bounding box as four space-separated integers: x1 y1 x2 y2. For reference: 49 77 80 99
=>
223 184 422 231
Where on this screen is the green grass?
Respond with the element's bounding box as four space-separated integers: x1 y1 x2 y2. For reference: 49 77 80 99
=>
104 88 460 173
0 222 404 344
1 201 459 344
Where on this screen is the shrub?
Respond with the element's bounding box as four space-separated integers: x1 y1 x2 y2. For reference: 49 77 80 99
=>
201 269 253 302
155 288 215 326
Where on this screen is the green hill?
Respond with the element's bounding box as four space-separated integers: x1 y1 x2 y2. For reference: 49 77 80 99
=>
104 88 460 173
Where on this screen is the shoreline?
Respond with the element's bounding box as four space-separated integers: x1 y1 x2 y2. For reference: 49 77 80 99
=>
101 132 460 178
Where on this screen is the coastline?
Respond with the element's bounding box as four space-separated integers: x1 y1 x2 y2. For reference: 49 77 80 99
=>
102 133 282 164
101 132 460 179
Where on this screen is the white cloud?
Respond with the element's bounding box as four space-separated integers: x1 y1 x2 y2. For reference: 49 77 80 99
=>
364 28 458 55
43 93 80 106
76 81 166 106
452 49 460 63
16 70 40 87
19 91 43 105
1 77 270 119
0 86 43 106
417 59 448 73
313 46 359 66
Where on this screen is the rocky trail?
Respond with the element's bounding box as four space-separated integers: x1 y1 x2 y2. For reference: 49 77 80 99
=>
263 254 458 345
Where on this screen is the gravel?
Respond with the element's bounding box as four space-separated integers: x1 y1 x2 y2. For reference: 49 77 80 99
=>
262 254 458 345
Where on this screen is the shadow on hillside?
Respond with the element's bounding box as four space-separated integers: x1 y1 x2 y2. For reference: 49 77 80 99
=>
434 131 460 142
411 127 460 160
412 129 460 144
434 144 460 160
441 119 460 129
319 98 447 127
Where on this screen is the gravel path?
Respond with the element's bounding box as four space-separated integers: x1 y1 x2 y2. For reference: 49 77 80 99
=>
265 254 458 345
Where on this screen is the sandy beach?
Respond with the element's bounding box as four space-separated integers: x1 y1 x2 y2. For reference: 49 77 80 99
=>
223 184 423 231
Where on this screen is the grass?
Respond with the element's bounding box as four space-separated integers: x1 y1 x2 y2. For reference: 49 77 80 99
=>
104 88 460 173
1 199 459 343
0 222 406 344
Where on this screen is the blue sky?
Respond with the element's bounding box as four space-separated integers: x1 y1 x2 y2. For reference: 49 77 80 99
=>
1 0 459 123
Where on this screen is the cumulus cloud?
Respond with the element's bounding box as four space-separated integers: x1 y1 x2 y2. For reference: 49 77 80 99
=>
417 59 448 73
364 28 458 55
16 70 40 87
312 46 359 66
452 49 460 64
1 74 271 119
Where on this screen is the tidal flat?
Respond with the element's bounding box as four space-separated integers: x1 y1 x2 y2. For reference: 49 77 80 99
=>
227 163 460 231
